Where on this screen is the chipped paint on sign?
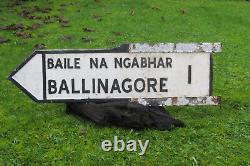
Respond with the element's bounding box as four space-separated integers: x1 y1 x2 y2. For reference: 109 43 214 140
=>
9 43 222 106
130 96 221 106
129 43 221 53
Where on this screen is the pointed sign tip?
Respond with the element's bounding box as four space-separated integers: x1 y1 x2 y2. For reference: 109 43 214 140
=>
8 72 41 102
9 52 44 102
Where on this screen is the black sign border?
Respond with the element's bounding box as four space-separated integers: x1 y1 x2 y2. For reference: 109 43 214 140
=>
8 44 214 103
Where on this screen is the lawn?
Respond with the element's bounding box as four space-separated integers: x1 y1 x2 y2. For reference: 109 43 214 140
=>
0 0 249 165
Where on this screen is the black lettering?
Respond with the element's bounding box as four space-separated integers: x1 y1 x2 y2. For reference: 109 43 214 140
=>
47 58 54 69
160 78 168 92
75 58 80 69
110 79 121 93
64 58 67 69
123 58 131 68
92 79 95 93
55 59 63 69
114 58 122 68
82 79 90 93
131 58 139 68
157 58 165 68
121 78 132 93
67 58 73 69
148 57 157 68
48 80 57 94
58 79 70 94
90 58 98 69
141 57 147 68
147 78 157 92
71 79 80 93
134 78 145 92
97 79 108 93
188 65 192 84
100 58 108 68
166 58 172 68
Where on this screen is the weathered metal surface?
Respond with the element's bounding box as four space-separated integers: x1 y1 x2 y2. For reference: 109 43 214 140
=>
130 96 221 106
9 43 221 106
129 43 221 53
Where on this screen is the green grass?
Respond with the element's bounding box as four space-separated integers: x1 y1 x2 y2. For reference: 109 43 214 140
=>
0 0 250 165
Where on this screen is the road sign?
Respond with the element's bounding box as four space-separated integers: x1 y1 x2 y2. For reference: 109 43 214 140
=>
9 43 221 106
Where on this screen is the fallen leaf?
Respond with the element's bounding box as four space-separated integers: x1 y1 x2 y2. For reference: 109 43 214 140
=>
60 22 70 27
151 6 160 11
106 39 116 45
0 26 6 30
43 16 55 24
0 24 25 30
180 9 188 14
82 37 94 43
34 43 46 49
83 27 95 32
19 10 42 20
19 10 30 18
92 15 102 21
113 31 124 36
60 35 72 41
79 128 87 136
0 37 10 44
30 15 41 20
58 16 69 23
14 30 32 38
27 23 42 30
34 6 52 13
130 10 135 16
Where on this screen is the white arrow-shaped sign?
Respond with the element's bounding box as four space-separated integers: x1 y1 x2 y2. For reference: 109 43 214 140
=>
9 43 221 106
